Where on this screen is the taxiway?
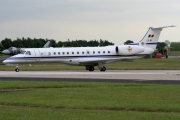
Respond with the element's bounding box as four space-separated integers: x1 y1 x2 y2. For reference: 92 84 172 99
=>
0 70 180 84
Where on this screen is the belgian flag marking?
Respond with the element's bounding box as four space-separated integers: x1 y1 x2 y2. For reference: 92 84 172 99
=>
148 34 154 38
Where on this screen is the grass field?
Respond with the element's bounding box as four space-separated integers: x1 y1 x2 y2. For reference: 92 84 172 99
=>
168 51 180 56
171 43 180 51
1 58 180 71
0 81 180 120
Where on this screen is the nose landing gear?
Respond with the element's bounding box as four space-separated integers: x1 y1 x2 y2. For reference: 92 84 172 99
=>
15 64 20 72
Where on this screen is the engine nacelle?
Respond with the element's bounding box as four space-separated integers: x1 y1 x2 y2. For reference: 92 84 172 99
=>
115 45 145 55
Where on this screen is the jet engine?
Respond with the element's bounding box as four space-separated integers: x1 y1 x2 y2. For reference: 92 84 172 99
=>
115 45 144 55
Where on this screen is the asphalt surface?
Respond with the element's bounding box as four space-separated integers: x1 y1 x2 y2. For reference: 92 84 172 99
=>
0 70 180 84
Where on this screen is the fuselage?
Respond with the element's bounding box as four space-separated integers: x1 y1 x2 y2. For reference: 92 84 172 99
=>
3 45 153 66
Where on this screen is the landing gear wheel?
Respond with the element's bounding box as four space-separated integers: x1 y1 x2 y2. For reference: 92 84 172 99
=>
15 68 20 72
100 67 106 72
89 66 94 71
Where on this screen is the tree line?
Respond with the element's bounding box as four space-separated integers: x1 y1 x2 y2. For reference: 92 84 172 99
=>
0 38 114 51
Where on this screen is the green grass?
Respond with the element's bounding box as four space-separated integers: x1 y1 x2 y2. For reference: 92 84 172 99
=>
168 51 180 56
0 81 180 120
1 106 180 120
1 58 180 71
171 42 180 51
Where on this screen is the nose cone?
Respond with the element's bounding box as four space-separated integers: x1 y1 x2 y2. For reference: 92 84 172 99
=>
2 59 9 64
1 50 10 55
2 59 17 66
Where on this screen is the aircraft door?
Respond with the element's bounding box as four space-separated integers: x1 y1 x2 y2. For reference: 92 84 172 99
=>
34 49 40 61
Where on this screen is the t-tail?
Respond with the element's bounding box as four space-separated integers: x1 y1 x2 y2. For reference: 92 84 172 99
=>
129 25 176 49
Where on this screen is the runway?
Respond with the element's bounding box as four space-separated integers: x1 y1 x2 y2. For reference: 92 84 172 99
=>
0 70 180 84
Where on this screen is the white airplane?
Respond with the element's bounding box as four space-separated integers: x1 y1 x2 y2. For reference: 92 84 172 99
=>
3 25 175 72
1 41 51 55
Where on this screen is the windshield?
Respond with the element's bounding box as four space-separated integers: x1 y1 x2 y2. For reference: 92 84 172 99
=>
20 51 26 54
26 51 31 55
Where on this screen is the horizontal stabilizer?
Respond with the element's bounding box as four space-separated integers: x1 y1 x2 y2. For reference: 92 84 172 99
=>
150 25 176 30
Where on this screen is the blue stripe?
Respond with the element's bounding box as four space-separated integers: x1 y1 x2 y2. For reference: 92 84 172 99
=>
129 42 157 45
7 54 148 60
146 42 158 44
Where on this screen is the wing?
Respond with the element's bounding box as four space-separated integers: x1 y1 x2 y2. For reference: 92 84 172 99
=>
78 57 129 65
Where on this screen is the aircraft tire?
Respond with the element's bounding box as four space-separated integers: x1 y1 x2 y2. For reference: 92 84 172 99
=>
103 67 106 71
15 68 20 72
89 66 94 71
100 67 106 72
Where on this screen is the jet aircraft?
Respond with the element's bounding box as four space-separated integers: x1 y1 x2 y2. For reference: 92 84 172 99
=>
3 25 175 72
1 41 51 55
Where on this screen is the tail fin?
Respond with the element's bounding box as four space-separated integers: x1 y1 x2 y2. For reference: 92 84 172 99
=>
139 25 175 49
43 41 52 48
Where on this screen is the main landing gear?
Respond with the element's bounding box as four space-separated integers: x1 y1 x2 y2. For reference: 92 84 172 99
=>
98 63 106 72
86 66 94 71
86 63 106 72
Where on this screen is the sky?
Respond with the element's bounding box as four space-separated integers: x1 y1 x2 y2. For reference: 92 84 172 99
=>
0 0 179 45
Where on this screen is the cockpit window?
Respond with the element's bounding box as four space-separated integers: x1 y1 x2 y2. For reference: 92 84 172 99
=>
26 51 31 55
20 51 26 54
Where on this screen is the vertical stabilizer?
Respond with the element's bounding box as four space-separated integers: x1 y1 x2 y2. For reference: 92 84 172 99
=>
139 25 175 49
43 41 52 48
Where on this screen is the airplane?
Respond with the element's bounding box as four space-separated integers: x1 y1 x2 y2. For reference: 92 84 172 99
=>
1 41 52 55
2 25 175 72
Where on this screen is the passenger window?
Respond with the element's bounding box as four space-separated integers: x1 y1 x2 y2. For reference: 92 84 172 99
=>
58 52 60 55
82 52 84 54
67 52 69 54
72 52 74 54
98 51 100 54
103 51 105 54
54 52 56 55
77 52 79 54
63 52 65 55
48 52 51 55
93 51 95 54
108 51 110 53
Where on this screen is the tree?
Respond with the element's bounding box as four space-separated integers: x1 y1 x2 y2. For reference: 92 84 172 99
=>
57 41 63 47
124 40 134 45
1 38 13 49
12 38 24 47
0 42 5 52
1 38 115 49
88 40 99 46
50 39 58 47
